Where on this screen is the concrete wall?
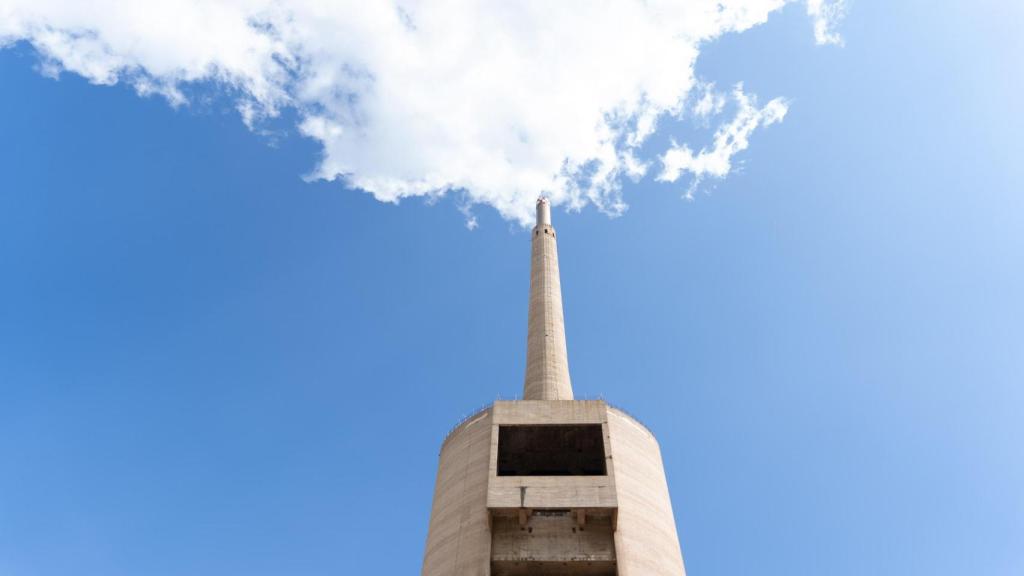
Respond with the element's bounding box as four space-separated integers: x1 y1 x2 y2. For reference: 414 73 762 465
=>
607 407 686 576
422 401 686 576
488 401 617 510
490 511 616 563
422 408 494 576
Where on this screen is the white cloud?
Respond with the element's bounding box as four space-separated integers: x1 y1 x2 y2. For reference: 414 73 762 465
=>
806 0 847 46
0 0 836 225
658 84 788 195
692 82 728 121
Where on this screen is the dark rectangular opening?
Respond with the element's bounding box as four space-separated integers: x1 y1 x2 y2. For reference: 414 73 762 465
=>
497 424 607 476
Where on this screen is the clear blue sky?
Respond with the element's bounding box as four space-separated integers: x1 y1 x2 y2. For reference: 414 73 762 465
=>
2 2 1022 575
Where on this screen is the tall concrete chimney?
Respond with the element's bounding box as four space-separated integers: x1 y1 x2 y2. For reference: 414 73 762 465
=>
422 197 687 576
523 197 574 400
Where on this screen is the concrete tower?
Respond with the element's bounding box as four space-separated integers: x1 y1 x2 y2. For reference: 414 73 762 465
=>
422 199 686 576
524 198 573 401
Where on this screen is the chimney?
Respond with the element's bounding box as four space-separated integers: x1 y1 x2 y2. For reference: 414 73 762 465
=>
523 197 574 400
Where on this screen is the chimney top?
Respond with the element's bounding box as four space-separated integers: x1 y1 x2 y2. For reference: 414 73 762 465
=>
536 197 551 227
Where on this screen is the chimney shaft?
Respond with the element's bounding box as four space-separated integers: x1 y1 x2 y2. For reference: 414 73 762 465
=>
523 198 573 400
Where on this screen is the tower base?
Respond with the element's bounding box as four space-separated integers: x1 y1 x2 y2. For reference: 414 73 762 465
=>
422 400 686 576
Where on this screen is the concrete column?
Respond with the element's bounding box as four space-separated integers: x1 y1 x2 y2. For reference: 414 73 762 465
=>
523 197 574 400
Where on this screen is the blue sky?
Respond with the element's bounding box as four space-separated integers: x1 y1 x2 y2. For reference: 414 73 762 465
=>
1 1 1023 575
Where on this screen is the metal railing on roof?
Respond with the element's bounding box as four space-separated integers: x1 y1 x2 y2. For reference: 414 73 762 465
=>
437 394 657 450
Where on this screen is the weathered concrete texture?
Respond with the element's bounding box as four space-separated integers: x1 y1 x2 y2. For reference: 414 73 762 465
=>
492 560 617 576
421 408 494 576
422 401 686 576
490 511 616 563
523 198 573 401
488 401 617 511
607 407 687 576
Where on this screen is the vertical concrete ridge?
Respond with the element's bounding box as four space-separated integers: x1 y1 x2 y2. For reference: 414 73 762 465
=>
523 197 574 401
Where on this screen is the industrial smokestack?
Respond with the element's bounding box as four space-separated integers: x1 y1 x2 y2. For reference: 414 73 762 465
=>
523 197 573 400
423 196 686 576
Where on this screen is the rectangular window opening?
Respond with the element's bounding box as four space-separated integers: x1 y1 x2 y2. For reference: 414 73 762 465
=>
497 424 607 476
